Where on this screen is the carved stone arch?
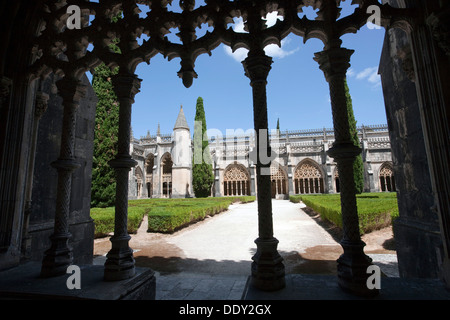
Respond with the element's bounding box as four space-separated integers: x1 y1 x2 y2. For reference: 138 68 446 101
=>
293 159 325 194
144 153 155 198
379 161 396 192
334 166 340 193
145 153 155 176
270 161 288 198
135 166 144 198
223 162 251 196
160 152 173 197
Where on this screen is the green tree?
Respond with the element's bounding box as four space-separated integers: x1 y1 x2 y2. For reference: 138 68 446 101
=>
90 31 121 207
192 97 214 198
344 78 364 194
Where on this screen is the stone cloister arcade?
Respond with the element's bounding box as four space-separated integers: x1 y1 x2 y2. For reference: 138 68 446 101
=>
0 0 449 299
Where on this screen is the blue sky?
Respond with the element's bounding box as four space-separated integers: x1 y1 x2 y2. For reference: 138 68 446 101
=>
88 2 387 139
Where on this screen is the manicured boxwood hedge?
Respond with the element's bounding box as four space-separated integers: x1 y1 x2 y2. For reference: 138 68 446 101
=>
290 193 399 235
90 196 255 237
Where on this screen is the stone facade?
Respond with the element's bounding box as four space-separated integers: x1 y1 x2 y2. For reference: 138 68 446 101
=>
129 108 395 199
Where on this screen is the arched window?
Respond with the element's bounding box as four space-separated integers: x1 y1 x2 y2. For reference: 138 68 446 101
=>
223 164 250 196
270 164 287 198
135 166 143 198
334 168 340 193
145 154 154 198
161 153 172 197
379 162 396 192
294 160 324 194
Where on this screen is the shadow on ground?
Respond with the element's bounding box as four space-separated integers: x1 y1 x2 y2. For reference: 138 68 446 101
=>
132 249 341 276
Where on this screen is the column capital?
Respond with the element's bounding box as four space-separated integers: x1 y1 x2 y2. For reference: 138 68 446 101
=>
112 73 142 102
314 47 354 82
242 52 273 85
56 77 87 104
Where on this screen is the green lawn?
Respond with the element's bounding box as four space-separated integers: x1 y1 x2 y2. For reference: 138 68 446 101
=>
90 196 255 237
290 192 399 235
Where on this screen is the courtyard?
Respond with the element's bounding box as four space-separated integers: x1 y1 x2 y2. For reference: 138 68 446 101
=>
93 199 398 299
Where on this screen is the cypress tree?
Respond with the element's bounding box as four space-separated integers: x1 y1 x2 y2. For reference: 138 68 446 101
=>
192 97 214 198
90 19 121 208
344 78 364 194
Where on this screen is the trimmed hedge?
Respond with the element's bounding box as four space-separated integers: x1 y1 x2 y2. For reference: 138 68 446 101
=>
90 205 148 238
290 193 399 235
145 196 254 233
90 196 255 237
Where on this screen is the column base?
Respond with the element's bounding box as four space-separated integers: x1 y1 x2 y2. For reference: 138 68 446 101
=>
337 240 379 297
40 233 73 278
251 237 285 291
104 236 135 281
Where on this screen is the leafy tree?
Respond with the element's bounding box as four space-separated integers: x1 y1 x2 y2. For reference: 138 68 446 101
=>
344 78 364 194
192 97 214 198
90 30 121 207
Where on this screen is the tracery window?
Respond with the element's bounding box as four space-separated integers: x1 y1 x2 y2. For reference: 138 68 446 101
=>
223 164 250 196
294 161 324 194
161 153 173 197
135 166 143 198
271 164 287 198
334 168 340 193
145 154 154 198
379 163 396 192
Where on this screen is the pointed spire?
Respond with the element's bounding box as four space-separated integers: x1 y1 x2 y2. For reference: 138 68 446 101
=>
174 104 189 130
157 122 160 136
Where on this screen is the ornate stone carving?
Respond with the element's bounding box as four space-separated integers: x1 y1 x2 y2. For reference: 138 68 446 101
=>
104 72 141 281
243 50 285 291
34 91 49 118
427 8 450 57
41 78 87 278
315 43 377 296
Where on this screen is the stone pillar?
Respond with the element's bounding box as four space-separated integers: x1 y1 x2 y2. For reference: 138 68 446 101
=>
243 50 285 291
104 73 141 281
22 90 49 259
315 46 377 297
0 76 13 253
410 2 450 286
41 78 86 277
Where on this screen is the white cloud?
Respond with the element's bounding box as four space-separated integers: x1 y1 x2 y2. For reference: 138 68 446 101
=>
224 12 298 62
223 38 299 62
265 38 299 58
347 68 355 77
231 17 247 33
223 45 249 62
350 66 381 87
264 11 283 27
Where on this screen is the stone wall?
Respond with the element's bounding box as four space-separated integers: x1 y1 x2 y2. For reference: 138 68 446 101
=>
28 73 97 265
379 26 444 278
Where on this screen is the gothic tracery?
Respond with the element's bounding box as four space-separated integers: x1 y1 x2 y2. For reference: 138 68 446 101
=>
294 161 324 194
223 164 250 196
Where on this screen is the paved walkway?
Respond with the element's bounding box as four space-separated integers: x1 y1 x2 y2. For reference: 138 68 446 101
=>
93 200 399 300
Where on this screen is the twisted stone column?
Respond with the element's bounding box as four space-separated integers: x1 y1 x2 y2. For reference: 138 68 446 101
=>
314 47 378 297
104 73 141 281
243 50 285 291
41 78 86 277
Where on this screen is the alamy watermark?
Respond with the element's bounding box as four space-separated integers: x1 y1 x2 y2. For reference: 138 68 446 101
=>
193 122 281 176
366 265 381 290
66 265 81 290
367 5 382 30
66 5 82 30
